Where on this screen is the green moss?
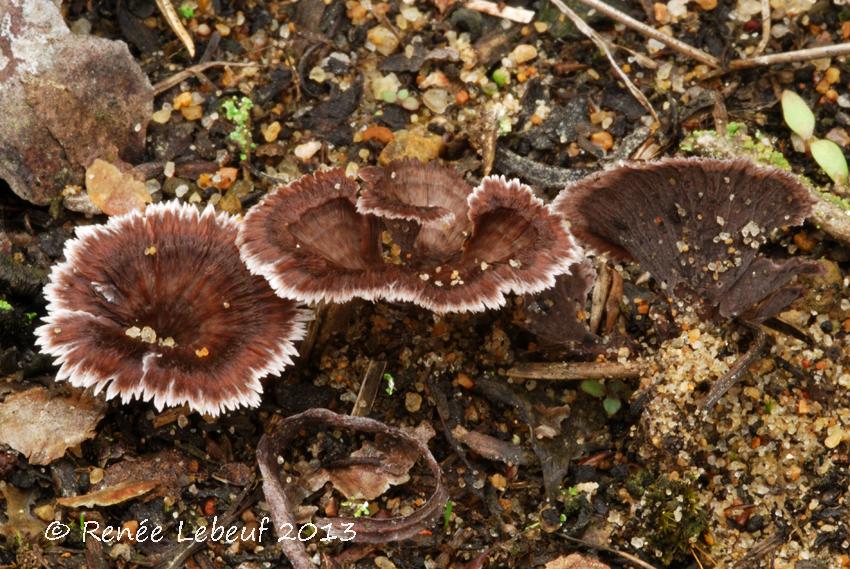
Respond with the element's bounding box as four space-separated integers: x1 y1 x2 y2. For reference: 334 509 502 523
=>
627 474 708 566
679 126 791 171
818 190 850 211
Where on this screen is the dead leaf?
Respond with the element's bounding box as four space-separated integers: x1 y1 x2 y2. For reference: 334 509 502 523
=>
544 553 610 569
100 449 194 499
0 386 105 465
86 159 151 216
0 0 153 205
257 409 448 569
325 422 435 500
56 480 158 508
0 482 45 539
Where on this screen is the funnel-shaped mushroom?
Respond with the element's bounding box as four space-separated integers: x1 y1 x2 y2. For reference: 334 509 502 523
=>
237 169 402 304
399 176 581 312
35 202 308 416
554 158 817 320
239 161 582 313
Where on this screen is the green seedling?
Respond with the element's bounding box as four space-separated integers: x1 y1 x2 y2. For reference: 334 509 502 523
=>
580 379 628 417
781 89 848 185
443 499 453 530
341 500 370 518
221 96 256 161
0 299 11 311
811 139 849 185
781 90 815 140
383 372 395 396
177 3 196 19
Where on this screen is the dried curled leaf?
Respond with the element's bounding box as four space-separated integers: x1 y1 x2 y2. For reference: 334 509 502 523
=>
56 480 159 508
257 408 448 569
0 386 105 465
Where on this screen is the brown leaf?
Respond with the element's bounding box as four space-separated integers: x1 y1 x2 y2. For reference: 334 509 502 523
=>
0 482 45 539
100 449 195 499
85 159 151 216
56 480 159 508
0 0 152 205
0 386 105 466
325 423 435 500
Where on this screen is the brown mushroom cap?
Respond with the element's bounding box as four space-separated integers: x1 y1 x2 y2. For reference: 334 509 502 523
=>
400 175 581 313
554 158 817 319
238 168 403 304
240 163 582 314
35 201 308 416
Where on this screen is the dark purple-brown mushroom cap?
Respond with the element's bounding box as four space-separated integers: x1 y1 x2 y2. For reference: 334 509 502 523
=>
239 162 582 313
237 168 403 304
554 158 818 320
35 201 308 416
398 175 581 312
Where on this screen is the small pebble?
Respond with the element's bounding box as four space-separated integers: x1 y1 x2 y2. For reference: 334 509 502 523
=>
422 89 450 114
405 392 422 413
367 25 400 56
510 44 538 64
294 140 322 161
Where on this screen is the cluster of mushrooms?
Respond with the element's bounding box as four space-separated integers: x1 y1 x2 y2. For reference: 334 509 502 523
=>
35 157 817 416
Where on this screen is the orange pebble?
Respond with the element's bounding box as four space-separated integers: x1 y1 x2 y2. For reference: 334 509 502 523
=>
362 125 395 145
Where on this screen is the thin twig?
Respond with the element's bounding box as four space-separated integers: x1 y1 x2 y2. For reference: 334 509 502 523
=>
550 0 659 124
153 61 259 95
753 0 771 56
730 42 850 69
570 0 720 68
507 361 641 381
350 360 387 417
699 326 767 412
561 534 660 569
155 0 195 58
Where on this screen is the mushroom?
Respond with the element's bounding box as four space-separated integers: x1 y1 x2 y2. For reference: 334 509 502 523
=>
515 258 596 347
35 201 308 416
554 157 820 409
554 158 818 321
237 168 402 304
238 161 582 313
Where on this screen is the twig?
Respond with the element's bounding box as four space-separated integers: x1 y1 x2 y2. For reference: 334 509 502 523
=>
550 0 659 124
507 361 641 381
699 326 767 412
350 360 387 417
153 61 259 95
730 42 850 69
570 0 720 68
155 0 195 58
753 0 771 57
561 534 661 569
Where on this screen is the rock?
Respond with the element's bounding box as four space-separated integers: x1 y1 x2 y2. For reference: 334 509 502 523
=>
378 130 443 165
422 89 450 114
294 140 322 161
367 26 399 56
0 0 153 205
510 44 538 64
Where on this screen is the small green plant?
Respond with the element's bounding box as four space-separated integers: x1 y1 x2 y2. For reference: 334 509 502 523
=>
781 89 848 185
383 372 395 396
177 3 196 19
443 499 453 530
221 96 256 161
341 500 370 518
0 299 12 311
24 312 36 322
580 379 628 416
